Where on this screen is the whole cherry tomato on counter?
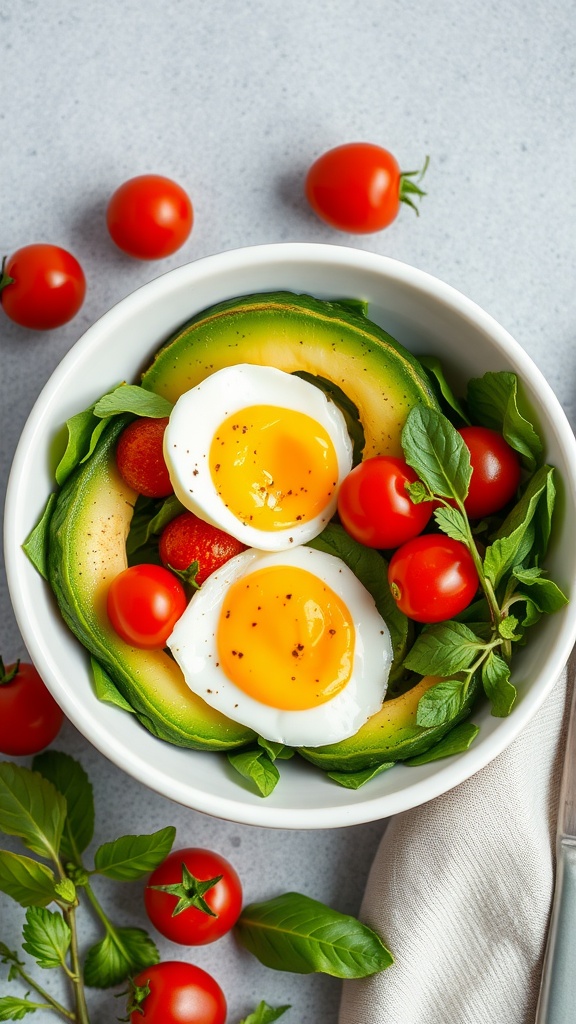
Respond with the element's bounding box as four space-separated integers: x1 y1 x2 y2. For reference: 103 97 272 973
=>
159 512 247 586
388 534 478 623
106 174 193 259
305 143 428 233
458 426 521 519
127 961 226 1024
0 244 86 330
107 564 187 648
337 455 433 549
144 847 243 945
116 417 173 497
0 658 64 755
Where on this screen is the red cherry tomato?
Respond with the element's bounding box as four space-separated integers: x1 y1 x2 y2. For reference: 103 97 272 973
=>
459 426 521 519
388 534 478 623
106 564 187 649
305 143 427 233
337 456 433 549
0 244 86 330
106 174 193 259
116 417 173 498
159 512 247 585
128 961 226 1024
144 847 243 945
0 659 64 755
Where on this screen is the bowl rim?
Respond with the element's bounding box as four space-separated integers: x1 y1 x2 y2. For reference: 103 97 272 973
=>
5 241 576 829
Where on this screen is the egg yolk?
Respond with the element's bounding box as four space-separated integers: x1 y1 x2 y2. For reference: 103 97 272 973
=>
208 404 339 532
216 565 355 711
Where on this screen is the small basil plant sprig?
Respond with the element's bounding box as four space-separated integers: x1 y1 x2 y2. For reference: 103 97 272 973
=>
399 377 567 728
0 751 393 1023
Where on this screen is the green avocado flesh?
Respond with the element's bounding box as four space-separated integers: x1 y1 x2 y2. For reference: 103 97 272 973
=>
141 291 438 458
47 416 255 750
298 674 480 772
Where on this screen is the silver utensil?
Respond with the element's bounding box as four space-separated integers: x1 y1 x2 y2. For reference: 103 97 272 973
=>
535 652 576 1023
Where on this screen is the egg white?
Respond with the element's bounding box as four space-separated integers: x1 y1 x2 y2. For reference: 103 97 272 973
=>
163 364 353 551
167 545 392 747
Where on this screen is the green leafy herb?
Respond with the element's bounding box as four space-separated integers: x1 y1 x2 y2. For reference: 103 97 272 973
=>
90 658 136 714
466 371 543 471
83 927 159 989
238 1002 291 1024
401 405 471 502
21 907 71 970
404 621 485 677
32 751 94 864
405 722 480 765
93 384 173 420
327 762 395 789
415 678 468 727
93 827 176 881
0 851 57 908
235 891 393 977
257 737 294 761
481 652 517 717
0 763 66 862
22 495 57 580
0 994 50 1020
227 749 280 797
418 355 470 424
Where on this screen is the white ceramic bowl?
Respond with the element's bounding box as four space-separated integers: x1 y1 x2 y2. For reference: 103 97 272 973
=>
5 243 576 828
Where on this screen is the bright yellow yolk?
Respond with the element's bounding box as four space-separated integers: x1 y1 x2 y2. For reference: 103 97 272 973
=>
216 565 355 711
208 404 339 532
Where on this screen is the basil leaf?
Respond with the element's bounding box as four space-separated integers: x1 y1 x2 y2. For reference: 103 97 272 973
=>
93 384 173 420
90 657 136 713
22 906 71 969
293 372 365 466
309 523 409 672
83 927 159 988
416 678 468 727
512 568 568 614
0 995 46 1020
433 505 469 544
498 616 522 641
401 406 471 502
405 722 480 764
467 371 543 471
235 891 393 977
482 652 517 716
0 763 66 862
418 355 470 424
238 1003 291 1024
55 407 100 485
22 494 57 580
404 621 484 677
227 750 280 797
327 762 395 790
0 851 57 908
32 751 94 864
483 466 553 586
257 737 294 761
93 826 176 880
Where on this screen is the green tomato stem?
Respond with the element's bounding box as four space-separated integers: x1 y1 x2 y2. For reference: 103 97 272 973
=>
0 255 15 294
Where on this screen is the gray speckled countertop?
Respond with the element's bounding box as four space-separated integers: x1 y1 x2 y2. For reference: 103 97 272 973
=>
1 2 576 1021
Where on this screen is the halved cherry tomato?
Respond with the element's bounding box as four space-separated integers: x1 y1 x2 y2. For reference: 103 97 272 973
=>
337 456 433 549
144 847 243 945
127 961 226 1024
459 426 521 519
106 564 186 648
0 244 86 330
159 512 247 585
0 658 64 755
305 143 427 233
106 174 193 259
388 534 478 623
116 417 173 498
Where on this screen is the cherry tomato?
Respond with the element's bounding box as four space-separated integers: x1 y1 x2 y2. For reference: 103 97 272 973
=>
459 426 521 519
0 244 86 330
0 659 64 755
388 534 478 623
106 174 193 259
337 456 433 549
128 961 226 1024
159 512 247 586
305 143 427 233
144 847 243 945
116 417 173 498
107 564 187 649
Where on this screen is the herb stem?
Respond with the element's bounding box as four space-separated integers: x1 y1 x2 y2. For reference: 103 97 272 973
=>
12 962 76 1021
63 905 91 1024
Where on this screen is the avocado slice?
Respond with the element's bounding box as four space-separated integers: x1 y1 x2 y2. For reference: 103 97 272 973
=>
298 674 480 771
47 416 256 750
141 292 438 458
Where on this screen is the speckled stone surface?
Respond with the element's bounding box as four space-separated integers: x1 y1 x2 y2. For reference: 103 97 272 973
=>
1 1 576 1021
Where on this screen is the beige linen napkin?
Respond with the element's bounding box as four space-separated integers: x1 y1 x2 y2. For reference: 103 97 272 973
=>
339 664 572 1024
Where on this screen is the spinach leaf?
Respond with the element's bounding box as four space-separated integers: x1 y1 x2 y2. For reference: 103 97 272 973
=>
93 384 173 419
227 749 280 797
405 721 479 765
326 762 395 789
417 355 470 424
466 371 543 470
22 494 57 579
